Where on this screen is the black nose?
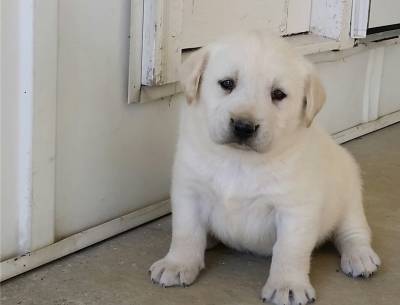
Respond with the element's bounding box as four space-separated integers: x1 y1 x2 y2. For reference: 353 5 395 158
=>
230 118 259 140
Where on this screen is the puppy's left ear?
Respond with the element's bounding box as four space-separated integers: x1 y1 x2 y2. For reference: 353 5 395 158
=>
179 48 209 104
303 67 326 127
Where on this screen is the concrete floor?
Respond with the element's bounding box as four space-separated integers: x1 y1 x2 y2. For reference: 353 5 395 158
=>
1 123 400 305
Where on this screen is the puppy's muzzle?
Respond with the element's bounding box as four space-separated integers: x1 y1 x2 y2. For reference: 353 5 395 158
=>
230 118 259 141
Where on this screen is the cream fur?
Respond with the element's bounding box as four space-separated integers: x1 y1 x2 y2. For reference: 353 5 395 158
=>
149 31 380 305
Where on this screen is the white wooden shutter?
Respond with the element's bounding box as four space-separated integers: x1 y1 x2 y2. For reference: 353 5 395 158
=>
139 0 312 87
129 0 356 104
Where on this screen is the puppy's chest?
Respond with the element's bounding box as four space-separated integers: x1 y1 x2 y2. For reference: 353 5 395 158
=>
207 167 278 254
190 153 291 254
205 158 283 204
205 161 278 234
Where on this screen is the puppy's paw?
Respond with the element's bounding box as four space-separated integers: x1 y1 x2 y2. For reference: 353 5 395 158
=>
149 257 204 287
341 245 381 278
261 279 316 305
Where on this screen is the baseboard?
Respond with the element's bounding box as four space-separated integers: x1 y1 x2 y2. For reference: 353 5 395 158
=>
333 111 400 144
0 200 171 282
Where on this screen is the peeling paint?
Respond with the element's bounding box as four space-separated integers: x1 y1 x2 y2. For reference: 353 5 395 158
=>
311 0 346 40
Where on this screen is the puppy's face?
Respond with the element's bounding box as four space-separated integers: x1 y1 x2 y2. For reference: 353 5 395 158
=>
180 32 325 153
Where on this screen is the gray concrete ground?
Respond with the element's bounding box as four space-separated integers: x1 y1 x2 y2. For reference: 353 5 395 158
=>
1 123 399 305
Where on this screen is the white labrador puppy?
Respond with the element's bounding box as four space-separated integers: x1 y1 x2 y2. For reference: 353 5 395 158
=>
149 31 380 305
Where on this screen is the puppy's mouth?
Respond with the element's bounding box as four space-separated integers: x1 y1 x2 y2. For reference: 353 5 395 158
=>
225 140 255 151
222 135 270 154
211 131 266 153
228 142 252 150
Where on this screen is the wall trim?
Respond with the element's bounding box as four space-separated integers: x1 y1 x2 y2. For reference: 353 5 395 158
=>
350 0 370 38
0 199 171 282
333 111 400 143
127 0 144 103
17 0 35 255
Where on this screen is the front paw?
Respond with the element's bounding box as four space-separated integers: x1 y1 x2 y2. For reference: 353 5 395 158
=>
261 278 316 305
149 256 204 287
341 245 381 278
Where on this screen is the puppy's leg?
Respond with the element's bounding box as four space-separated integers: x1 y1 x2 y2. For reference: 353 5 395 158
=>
262 210 318 305
150 187 207 287
334 195 380 278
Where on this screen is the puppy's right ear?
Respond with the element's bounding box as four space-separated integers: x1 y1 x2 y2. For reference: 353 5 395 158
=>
179 48 209 104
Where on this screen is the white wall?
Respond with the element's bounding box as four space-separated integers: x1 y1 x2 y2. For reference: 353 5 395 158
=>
55 0 181 239
314 49 370 133
379 44 400 116
313 43 400 134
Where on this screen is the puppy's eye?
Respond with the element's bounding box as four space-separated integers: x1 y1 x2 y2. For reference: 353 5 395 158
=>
218 79 235 92
271 88 287 101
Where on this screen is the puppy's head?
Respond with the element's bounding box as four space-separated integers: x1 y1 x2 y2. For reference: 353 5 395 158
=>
180 31 326 153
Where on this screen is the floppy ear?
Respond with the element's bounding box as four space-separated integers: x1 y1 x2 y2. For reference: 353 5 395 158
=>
304 69 326 127
179 48 209 104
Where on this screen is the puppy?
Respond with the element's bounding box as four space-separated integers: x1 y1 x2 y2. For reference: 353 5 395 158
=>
149 31 380 305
